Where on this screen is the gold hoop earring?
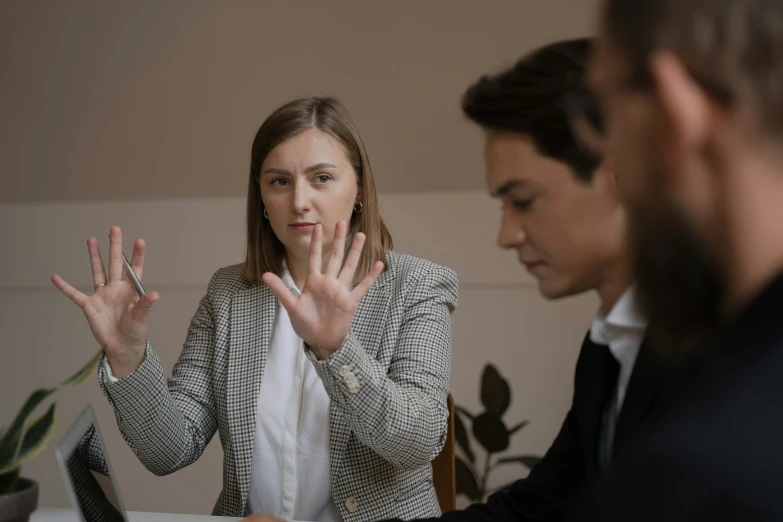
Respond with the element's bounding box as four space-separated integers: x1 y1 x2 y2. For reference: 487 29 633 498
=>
353 202 363 214
263 209 269 219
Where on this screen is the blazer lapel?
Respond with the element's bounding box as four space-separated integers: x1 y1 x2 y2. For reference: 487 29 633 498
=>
579 337 619 475
613 339 668 454
328 265 392 483
227 281 277 510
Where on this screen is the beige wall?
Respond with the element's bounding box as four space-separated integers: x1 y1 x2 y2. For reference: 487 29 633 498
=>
0 0 603 515
0 0 599 202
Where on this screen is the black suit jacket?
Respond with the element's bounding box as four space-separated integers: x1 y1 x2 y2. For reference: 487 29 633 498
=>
569 272 783 521
394 332 672 522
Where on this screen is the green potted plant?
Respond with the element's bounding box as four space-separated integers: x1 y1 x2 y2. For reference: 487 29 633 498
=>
0 351 102 522
454 363 542 502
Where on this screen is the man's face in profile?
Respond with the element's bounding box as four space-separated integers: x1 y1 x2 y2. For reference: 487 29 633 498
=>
483 130 628 301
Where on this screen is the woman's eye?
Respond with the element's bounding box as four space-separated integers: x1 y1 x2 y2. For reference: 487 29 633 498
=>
314 174 331 184
271 178 289 187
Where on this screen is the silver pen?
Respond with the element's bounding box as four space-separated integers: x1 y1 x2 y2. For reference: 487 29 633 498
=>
122 252 146 297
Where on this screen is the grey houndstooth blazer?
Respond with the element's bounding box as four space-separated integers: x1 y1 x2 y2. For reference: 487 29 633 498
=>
96 251 458 521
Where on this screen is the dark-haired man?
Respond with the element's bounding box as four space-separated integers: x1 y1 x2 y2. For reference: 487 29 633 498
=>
383 38 672 522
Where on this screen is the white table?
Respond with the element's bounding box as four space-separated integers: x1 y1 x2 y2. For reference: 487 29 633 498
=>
32 507 240 522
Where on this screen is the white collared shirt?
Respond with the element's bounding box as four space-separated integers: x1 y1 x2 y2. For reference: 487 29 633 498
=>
589 285 648 414
246 271 340 522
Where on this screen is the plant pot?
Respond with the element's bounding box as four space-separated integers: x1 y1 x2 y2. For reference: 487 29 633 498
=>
0 479 39 522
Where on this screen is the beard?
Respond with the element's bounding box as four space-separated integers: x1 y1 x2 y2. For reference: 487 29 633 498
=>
627 171 727 358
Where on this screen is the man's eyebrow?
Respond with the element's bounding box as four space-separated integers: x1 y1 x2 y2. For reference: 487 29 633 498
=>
492 179 529 197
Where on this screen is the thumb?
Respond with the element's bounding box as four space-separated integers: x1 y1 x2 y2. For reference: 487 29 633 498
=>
261 272 298 311
130 291 160 325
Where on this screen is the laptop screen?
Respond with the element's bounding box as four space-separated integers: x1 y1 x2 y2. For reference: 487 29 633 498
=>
55 406 128 522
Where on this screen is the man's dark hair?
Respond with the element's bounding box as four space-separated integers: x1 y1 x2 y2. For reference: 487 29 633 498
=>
462 38 602 182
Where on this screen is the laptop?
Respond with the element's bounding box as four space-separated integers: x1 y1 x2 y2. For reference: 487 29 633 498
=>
54 406 129 522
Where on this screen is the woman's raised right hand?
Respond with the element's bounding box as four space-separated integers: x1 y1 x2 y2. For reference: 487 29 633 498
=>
52 226 159 379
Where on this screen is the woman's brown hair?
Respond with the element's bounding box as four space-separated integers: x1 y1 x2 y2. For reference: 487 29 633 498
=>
244 96 393 283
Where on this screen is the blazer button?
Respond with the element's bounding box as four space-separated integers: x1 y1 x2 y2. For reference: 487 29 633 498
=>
343 373 358 388
339 365 352 377
345 496 358 513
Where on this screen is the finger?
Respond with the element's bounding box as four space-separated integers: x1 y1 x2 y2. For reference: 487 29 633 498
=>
130 238 146 280
338 231 366 285
307 224 323 275
87 237 107 286
325 220 347 277
129 291 159 325
108 226 123 282
51 274 88 307
261 272 299 311
351 260 384 299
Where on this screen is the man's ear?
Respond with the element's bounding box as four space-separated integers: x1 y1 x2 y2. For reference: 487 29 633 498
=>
593 155 622 196
650 52 712 161
603 155 618 180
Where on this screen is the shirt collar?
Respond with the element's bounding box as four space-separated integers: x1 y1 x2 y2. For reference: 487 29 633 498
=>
590 285 648 347
604 284 647 330
281 262 301 298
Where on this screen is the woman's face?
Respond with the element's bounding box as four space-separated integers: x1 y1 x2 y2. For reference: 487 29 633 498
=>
259 128 360 260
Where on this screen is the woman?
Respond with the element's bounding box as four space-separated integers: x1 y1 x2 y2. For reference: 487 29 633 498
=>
52 97 458 522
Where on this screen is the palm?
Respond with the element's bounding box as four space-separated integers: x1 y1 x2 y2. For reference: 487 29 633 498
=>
262 221 384 359
82 283 146 352
51 227 159 377
288 273 359 351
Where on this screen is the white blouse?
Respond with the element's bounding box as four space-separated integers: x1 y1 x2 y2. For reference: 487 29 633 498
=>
246 271 341 522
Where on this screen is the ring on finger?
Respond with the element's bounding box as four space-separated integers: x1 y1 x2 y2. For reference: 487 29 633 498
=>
94 283 106 291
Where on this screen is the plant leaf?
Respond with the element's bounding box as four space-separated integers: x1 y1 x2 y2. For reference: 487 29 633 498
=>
453 409 475 463
0 404 57 475
480 364 511 416
508 420 530 436
0 350 101 470
496 455 542 469
472 412 510 453
498 378 511 416
455 456 481 502
60 350 103 388
0 388 56 470
454 405 474 421
0 467 20 495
